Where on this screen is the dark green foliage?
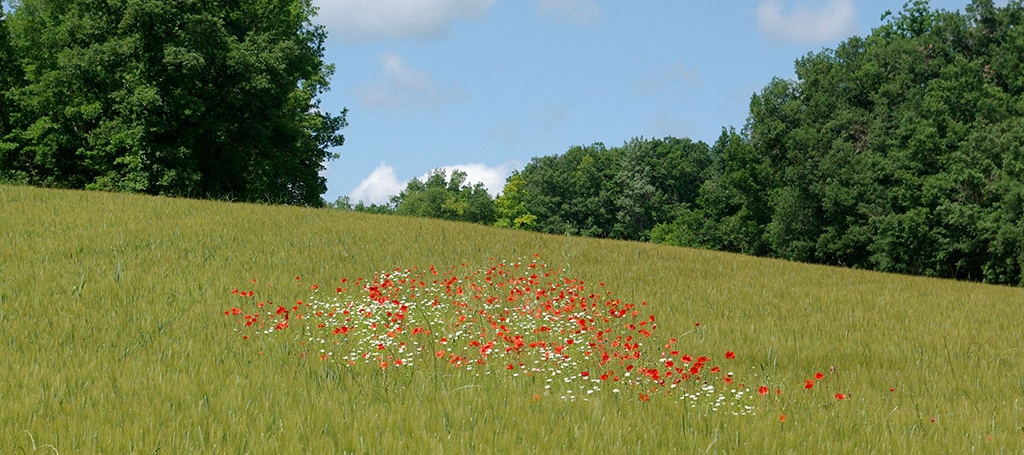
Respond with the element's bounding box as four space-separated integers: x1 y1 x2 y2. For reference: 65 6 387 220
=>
0 0 345 205
502 138 714 240
650 129 771 256
0 8 22 173
508 0 1024 285
391 169 495 224
734 0 1024 283
521 143 618 237
497 144 610 236
611 137 714 240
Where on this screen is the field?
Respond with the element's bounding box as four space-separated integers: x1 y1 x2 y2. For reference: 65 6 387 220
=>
1 184 1022 453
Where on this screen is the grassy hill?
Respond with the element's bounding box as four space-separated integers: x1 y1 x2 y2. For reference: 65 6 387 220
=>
1 184 1022 453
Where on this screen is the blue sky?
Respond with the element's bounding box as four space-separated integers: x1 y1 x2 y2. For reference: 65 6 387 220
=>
4 1 1001 204
316 0 1006 205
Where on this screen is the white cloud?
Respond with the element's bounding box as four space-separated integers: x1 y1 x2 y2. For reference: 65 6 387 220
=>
533 0 600 24
356 53 463 109
756 0 858 45
349 162 405 205
313 0 494 41
349 162 518 205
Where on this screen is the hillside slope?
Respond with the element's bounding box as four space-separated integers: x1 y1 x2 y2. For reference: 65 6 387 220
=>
1 185 1021 453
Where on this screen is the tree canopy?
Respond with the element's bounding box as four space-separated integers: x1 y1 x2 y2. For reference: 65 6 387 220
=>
390 169 495 224
488 0 1024 285
0 8 20 142
738 0 1024 282
0 0 345 205
495 138 714 240
6 0 1021 284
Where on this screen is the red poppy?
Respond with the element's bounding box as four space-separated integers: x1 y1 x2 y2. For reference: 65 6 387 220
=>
805 380 814 389
758 386 769 395
779 414 786 422
814 371 824 380
835 393 846 400
725 351 735 359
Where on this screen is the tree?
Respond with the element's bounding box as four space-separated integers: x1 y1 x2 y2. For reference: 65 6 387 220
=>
509 144 615 236
329 195 396 214
392 169 495 224
650 129 770 255
738 0 1024 283
1 0 345 205
507 138 715 240
610 137 713 240
0 8 20 164
610 142 660 240
494 172 537 229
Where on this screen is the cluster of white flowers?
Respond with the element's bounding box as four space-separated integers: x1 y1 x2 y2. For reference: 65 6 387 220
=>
680 383 755 415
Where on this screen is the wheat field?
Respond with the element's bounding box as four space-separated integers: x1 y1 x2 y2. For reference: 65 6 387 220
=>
1 184 1021 453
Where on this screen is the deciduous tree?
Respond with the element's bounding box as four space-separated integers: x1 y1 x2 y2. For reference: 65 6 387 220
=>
392 169 495 224
0 0 345 205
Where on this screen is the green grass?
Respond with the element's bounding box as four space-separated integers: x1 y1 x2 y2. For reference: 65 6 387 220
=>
1 184 1022 453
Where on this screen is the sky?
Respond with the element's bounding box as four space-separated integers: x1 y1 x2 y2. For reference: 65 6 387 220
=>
3 1 1004 204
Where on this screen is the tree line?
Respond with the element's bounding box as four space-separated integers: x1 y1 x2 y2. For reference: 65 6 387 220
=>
340 0 1024 285
4 0 1023 284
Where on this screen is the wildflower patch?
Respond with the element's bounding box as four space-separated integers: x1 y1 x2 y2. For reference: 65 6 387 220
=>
225 255 843 413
